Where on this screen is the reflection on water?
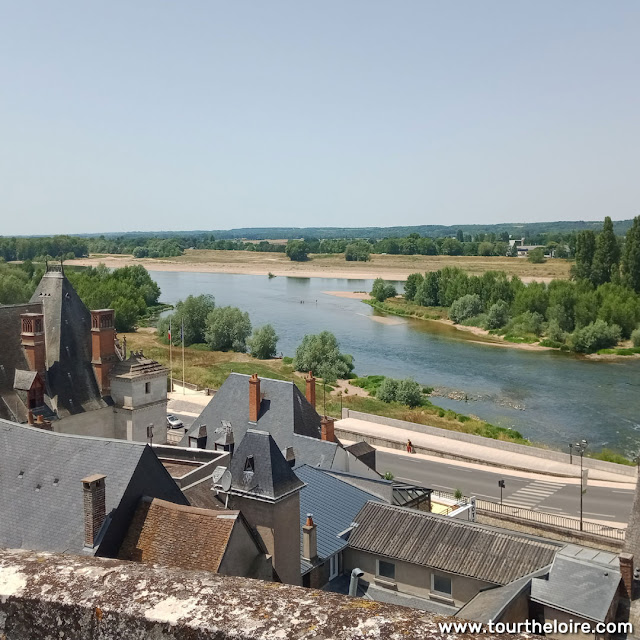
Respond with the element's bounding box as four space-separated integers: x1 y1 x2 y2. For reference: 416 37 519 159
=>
151 271 640 454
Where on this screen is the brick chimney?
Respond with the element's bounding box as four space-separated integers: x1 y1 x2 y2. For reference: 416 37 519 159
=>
305 372 316 408
302 514 318 562
619 552 634 599
20 313 46 376
34 413 53 431
82 474 107 548
249 374 261 422
320 416 336 442
91 310 117 396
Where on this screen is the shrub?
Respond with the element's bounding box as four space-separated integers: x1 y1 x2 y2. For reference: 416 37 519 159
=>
371 278 397 302
505 311 545 337
570 319 621 353
449 294 483 324
396 379 423 407
546 319 566 344
377 377 399 403
486 300 510 329
632 328 640 347
282 356 293 364
247 324 278 359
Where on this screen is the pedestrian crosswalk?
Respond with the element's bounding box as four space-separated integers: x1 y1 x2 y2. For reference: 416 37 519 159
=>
502 479 564 509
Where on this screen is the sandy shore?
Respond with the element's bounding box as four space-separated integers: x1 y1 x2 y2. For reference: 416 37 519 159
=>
322 290 370 299
72 251 569 282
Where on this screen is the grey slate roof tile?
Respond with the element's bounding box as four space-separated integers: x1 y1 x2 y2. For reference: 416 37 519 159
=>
295 464 383 569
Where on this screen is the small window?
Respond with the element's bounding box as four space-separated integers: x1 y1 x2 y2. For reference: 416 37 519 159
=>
244 455 255 472
377 560 395 580
432 573 452 596
145 382 151 394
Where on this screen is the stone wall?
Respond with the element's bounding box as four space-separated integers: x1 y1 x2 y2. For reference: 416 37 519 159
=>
0 549 535 640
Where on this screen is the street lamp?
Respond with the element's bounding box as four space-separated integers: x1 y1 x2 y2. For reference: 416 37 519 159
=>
498 479 505 505
575 440 588 531
569 443 573 465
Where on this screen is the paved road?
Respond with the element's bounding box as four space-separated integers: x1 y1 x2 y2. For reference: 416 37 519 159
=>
377 450 636 524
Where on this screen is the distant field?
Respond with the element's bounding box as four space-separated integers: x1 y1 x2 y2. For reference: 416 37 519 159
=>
75 250 572 281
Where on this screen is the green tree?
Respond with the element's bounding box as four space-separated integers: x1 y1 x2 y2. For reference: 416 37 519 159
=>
403 273 424 301
573 230 596 282
441 238 464 256
293 331 354 383
478 242 495 257
621 216 640 293
415 272 439 306
570 320 621 353
396 379 423 407
486 300 510 329
344 241 371 262
158 294 215 346
456 229 465 243
631 328 640 347
247 324 279 359
527 248 546 263
371 278 397 302
204 306 251 352
591 217 620 285
285 240 308 261
377 377 399 403
449 294 482 324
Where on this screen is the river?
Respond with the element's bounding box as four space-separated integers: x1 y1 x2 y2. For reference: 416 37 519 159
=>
151 271 640 455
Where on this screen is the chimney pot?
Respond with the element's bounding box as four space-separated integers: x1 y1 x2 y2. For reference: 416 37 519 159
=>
27 410 34 425
20 313 46 377
305 371 316 408
320 416 336 442
91 310 116 396
82 474 107 548
302 513 318 562
249 374 261 422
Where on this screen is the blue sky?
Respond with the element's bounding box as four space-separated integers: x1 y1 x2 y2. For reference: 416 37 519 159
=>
1 1 638 235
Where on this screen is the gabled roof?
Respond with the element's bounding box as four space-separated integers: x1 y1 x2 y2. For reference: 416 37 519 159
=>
295 464 383 573
345 441 375 458
348 502 560 585
229 429 305 502
0 419 147 554
530 554 621 623
30 270 108 416
181 373 322 454
118 498 241 572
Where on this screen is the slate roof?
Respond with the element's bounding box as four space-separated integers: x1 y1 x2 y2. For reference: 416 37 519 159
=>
30 270 108 416
13 370 38 391
111 353 168 379
349 502 560 585
345 442 375 457
0 419 187 555
181 374 330 466
295 465 383 574
229 429 305 502
530 554 621 623
0 302 42 421
118 498 240 572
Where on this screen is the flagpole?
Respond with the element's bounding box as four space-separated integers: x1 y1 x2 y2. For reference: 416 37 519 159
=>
169 319 173 393
181 319 185 395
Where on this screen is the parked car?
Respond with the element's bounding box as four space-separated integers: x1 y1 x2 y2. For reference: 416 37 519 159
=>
166 414 184 429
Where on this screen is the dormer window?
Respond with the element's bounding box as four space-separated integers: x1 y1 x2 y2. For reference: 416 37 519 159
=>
244 455 255 472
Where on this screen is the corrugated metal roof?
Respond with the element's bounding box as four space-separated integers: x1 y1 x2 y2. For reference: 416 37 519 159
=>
295 465 383 569
349 502 560 585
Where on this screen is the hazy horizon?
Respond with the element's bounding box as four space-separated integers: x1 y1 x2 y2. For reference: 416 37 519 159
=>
1 1 639 235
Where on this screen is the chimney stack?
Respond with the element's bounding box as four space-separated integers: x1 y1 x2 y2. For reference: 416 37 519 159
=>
305 372 316 408
20 313 46 376
91 310 117 396
82 474 107 548
320 416 336 442
249 374 261 422
302 514 318 562
619 553 634 600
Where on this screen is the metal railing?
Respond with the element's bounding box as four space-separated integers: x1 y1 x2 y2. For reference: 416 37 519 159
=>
476 499 625 541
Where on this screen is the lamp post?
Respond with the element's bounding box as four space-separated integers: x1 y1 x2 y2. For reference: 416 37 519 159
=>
575 440 588 531
569 443 573 465
498 479 505 505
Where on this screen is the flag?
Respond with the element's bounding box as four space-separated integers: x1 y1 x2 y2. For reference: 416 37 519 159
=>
168 319 171 341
